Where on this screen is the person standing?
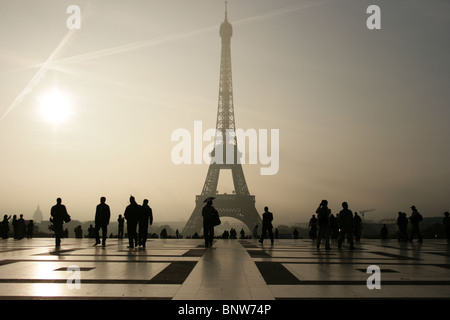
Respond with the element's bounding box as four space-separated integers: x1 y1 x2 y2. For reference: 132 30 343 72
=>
353 212 362 241
138 199 153 247
252 225 259 239
443 212 450 244
396 212 408 242
124 196 140 248
51 198 70 247
12 215 18 239
309 214 318 240
337 202 355 249
26 220 34 239
93 197 111 247
1 215 11 239
409 205 423 243
316 200 331 249
117 215 124 239
202 197 218 248
259 207 274 245
17 214 26 240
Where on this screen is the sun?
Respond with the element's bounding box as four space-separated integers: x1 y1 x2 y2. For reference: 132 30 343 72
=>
38 90 72 125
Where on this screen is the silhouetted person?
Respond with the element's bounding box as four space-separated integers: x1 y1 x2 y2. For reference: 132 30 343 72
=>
12 215 18 239
353 212 362 241
259 207 274 245
409 205 423 243
380 224 388 239
309 214 318 240
117 215 124 239
26 220 34 239
88 224 95 238
50 198 70 247
160 228 168 239
93 197 111 247
329 214 339 240
176 229 180 239
252 225 258 239
338 202 355 249
293 228 299 239
397 212 408 242
443 212 450 243
138 199 153 247
316 200 331 249
124 196 140 248
240 228 245 239
74 225 83 238
230 228 237 239
202 197 218 248
17 214 26 240
1 215 11 239
222 230 229 239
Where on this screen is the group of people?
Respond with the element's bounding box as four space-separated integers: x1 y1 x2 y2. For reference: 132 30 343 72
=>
310 200 358 250
49 196 153 248
201 197 275 248
396 205 425 243
309 204 362 245
0 214 35 240
4 197 449 249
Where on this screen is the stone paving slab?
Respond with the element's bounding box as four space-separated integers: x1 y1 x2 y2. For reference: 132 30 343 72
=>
0 238 448 301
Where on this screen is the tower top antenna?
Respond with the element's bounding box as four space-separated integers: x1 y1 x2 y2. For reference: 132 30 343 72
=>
225 1 228 21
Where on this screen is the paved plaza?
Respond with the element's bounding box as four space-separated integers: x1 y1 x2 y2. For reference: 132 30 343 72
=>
0 237 449 300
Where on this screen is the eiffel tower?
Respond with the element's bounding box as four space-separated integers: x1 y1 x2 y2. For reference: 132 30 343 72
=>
182 3 262 237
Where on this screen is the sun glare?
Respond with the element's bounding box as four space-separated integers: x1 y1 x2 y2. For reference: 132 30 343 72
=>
39 90 72 125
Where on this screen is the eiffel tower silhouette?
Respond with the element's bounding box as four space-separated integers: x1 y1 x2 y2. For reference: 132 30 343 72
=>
182 3 262 237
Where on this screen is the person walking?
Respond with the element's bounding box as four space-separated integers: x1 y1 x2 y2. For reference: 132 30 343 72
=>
409 205 423 243
93 197 111 247
316 200 331 249
259 207 274 245
337 202 355 249
202 197 218 248
50 198 70 247
124 196 140 248
138 199 153 247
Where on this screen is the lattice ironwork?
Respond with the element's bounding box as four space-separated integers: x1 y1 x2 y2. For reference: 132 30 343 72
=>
182 5 262 237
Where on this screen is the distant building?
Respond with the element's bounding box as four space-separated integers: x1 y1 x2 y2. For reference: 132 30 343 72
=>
32 205 43 223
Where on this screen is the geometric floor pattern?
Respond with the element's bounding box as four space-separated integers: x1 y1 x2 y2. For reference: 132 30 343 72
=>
0 238 449 300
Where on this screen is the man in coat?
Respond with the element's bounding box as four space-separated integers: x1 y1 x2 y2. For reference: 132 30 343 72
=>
124 196 140 248
138 199 153 247
316 200 331 249
337 202 355 249
51 198 69 248
202 197 218 248
259 206 274 245
93 197 111 247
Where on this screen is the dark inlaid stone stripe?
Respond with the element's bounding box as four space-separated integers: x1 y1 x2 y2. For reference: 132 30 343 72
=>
255 262 301 285
369 251 421 260
147 261 197 284
247 250 271 258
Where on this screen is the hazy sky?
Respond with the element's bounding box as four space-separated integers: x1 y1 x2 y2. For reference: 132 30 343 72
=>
1 0 449 226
